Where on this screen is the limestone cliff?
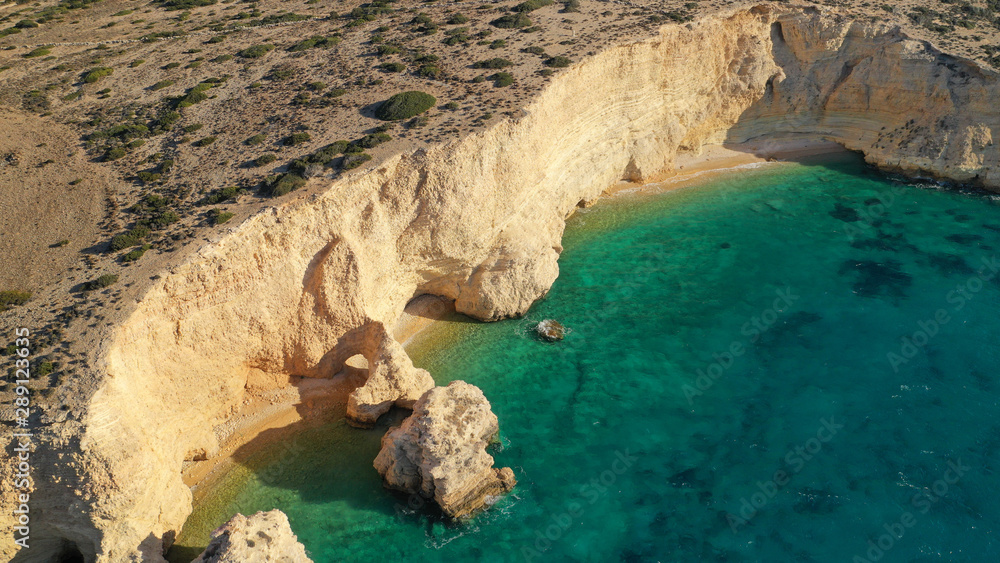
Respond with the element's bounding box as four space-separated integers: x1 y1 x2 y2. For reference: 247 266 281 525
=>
10 3 1000 561
374 381 516 519
191 510 312 563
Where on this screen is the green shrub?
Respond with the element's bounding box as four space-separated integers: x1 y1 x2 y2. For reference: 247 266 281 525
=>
211 54 233 63
151 79 175 90
24 46 51 58
163 62 181 70
122 244 152 262
544 56 571 67
472 75 486 83
374 91 436 121
266 173 306 196
491 13 531 28
83 67 113 83
200 185 244 205
253 153 277 167
447 13 469 24
208 209 234 224
283 132 311 146
473 57 513 69
110 226 150 251
342 152 372 170
157 0 216 10
288 35 340 51
238 44 274 59
152 211 180 227
268 65 296 81
0 291 31 312
136 171 162 183
444 101 460 110
354 132 391 148
36 361 54 377
84 274 119 291
512 0 552 12
522 46 546 55
308 81 327 91
15 19 38 29
206 35 226 44
22 90 49 112
489 72 514 87
194 135 216 147
380 62 405 72
415 64 442 79
130 59 145 67
183 123 203 133
376 44 400 56
105 147 127 161
490 39 507 50
561 0 580 12
327 88 347 98
245 134 266 146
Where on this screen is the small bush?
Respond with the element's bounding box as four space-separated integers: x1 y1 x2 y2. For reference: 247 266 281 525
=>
24 47 51 58
380 62 405 72
308 81 327 91
513 0 553 12
105 147 127 161
491 13 531 28
544 56 571 68
448 14 469 24
473 57 513 69
183 123 203 133
238 44 274 59
375 91 436 121
84 274 118 291
342 152 372 170
354 132 391 148
15 19 38 29
130 59 145 67
122 244 152 262
211 54 233 63
110 226 150 251
522 46 546 55
0 291 31 312
208 209 234 224
490 39 507 50
443 101 460 110
194 136 217 147
245 134 266 146
253 153 277 167
83 67 113 83
206 35 226 44
151 79 175 90
489 72 514 87
266 173 306 196
200 185 244 205
283 132 311 146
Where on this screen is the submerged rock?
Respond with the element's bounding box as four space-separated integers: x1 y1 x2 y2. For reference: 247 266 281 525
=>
374 381 516 518
191 510 312 563
536 319 566 341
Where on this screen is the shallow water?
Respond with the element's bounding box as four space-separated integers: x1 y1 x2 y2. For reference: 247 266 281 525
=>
172 154 1000 562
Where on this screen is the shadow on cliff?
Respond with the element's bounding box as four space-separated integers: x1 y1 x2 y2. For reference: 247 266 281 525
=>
165 366 417 562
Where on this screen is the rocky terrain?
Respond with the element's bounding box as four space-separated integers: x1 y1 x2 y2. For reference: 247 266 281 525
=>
4 0 1000 561
374 381 516 519
190 510 311 563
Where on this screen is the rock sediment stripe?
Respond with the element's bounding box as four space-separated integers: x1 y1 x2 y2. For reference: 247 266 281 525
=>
16 4 1000 560
374 381 516 518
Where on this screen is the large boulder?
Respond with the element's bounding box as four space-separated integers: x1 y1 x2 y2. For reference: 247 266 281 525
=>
191 510 312 563
373 381 516 518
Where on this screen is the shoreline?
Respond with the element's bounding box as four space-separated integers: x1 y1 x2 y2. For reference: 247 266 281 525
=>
179 137 848 503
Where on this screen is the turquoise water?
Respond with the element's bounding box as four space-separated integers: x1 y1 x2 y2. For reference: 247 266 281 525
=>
173 154 1000 562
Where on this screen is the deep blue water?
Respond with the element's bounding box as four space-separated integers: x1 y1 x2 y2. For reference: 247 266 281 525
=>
173 154 1000 562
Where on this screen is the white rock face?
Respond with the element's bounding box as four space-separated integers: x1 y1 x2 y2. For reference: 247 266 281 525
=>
191 510 312 563
374 381 516 518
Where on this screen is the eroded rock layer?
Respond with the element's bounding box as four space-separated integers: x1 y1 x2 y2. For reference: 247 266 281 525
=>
11 3 1000 561
191 510 312 563
374 381 516 519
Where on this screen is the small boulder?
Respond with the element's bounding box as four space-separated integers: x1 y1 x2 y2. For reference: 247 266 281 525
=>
535 319 566 341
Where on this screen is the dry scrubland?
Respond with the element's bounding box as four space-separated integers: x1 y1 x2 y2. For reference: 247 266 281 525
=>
1 0 1000 415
